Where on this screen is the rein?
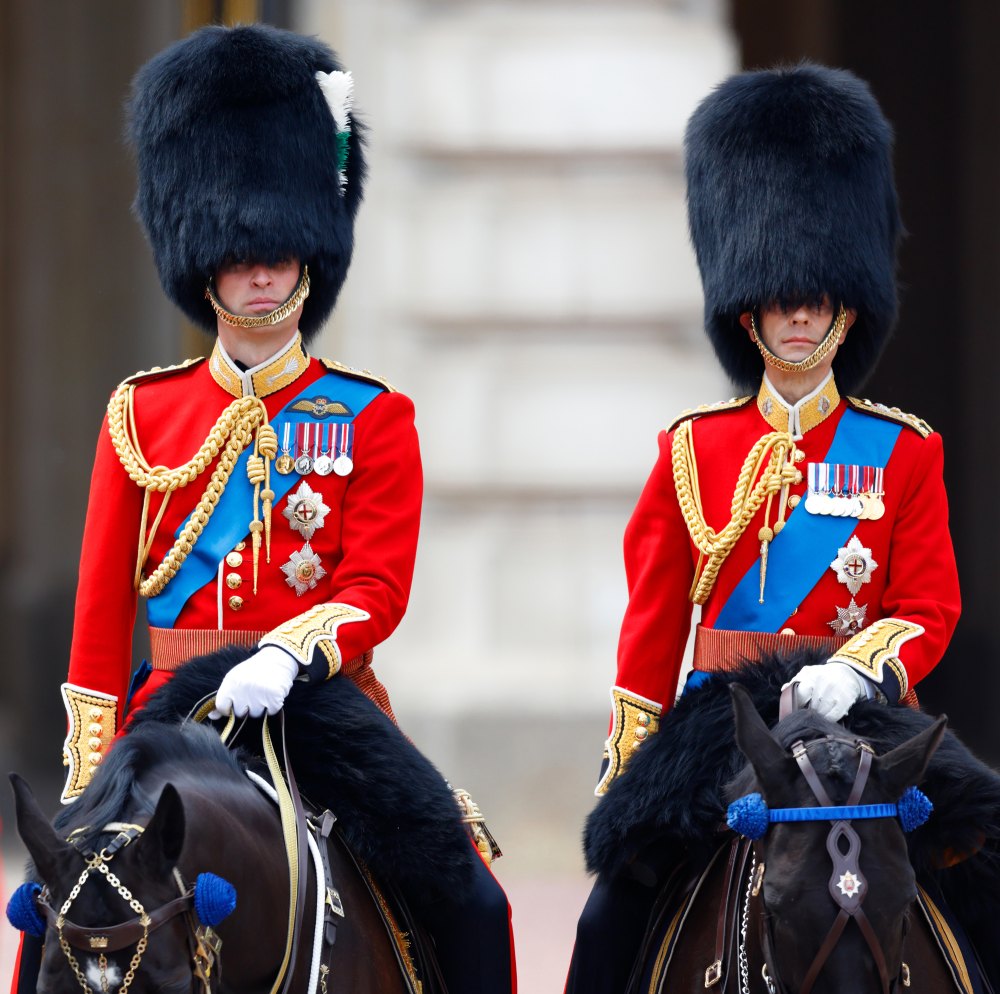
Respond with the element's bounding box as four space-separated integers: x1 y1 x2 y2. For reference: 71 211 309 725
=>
190 697 309 994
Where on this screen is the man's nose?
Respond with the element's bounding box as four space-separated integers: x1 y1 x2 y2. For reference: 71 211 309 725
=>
250 266 272 285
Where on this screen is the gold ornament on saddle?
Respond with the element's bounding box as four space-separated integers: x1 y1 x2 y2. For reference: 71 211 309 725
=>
108 383 279 598
672 422 802 605
453 788 503 866
750 305 847 374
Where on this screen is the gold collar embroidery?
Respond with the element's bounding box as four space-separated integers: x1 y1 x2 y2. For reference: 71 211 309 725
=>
209 333 309 399
757 374 841 436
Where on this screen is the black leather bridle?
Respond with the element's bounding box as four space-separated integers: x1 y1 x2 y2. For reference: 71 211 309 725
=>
755 736 908 994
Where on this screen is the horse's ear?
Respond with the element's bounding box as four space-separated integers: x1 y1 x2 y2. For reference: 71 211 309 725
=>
136 783 186 875
876 715 947 797
9 773 79 885
731 685 791 791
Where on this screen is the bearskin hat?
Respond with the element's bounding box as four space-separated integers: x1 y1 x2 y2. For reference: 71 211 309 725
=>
684 63 902 393
127 23 366 337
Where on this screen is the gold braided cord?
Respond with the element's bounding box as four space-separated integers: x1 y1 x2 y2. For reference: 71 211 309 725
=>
751 306 847 373
107 384 272 598
672 419 799 604
205 266 310 329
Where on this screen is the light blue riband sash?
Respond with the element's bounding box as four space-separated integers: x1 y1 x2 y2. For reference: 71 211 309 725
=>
147 371 383 628
713 409 901 632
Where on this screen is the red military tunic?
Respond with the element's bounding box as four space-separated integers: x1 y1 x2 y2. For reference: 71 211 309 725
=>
599 373 960 791
62 332 421 799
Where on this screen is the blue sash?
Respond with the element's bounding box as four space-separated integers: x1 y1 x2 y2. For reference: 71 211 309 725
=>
713 409 901 632
147 371 383 628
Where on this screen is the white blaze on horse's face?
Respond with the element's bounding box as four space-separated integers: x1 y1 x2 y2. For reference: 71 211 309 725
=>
84 958 122 991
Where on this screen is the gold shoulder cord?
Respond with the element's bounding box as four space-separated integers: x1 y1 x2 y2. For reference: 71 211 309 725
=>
107 383 278 598
672 420 801 604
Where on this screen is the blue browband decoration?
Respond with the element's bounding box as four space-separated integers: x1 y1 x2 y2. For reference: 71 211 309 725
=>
194 871 237 927
6 882 45 938
727 785 933 840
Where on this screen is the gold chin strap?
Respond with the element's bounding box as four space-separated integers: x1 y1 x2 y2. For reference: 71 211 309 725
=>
205 266 311 329
751 305 847 374
672 421 803 604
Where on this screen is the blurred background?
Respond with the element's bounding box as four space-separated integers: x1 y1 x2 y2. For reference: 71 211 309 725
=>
2 1 998 990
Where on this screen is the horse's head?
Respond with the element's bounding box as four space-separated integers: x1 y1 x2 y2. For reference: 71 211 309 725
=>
10 773 231 994
727 685 946 994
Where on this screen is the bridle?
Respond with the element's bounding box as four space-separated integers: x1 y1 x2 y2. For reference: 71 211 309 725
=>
754 735 908 994
31 823 225 994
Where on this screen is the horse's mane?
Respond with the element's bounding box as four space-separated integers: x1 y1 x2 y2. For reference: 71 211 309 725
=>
53 722 245 851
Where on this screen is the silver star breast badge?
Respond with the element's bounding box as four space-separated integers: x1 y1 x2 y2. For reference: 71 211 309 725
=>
282 480 330 540
280 542 327 596
830 535 878 595
829 598 868 636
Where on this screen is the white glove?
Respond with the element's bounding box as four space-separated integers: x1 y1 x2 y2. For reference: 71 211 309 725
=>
209 646 300 719
785 661 873 721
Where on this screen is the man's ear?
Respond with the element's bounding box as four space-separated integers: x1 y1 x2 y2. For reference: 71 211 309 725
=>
739 312 754 338
841 308 858 339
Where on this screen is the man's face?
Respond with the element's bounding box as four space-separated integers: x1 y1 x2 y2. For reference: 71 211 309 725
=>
214 258 301 317
752 296 837 363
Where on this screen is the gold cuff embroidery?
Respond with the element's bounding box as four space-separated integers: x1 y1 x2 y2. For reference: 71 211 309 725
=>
595 687 662 796
828 617 922 696
259 602 370 669
61 684 118 804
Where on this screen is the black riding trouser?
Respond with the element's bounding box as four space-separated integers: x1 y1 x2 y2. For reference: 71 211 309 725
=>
565 872 659 994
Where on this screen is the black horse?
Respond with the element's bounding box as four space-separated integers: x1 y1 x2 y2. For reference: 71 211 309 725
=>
11 723 420 994
9 649 480 994
584 653 1000 994
645 688 957 992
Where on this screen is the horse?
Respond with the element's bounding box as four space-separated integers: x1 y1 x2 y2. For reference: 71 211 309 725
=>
583 652 1000 994
8 647 494 993
10 719 422 994
642 686 963 993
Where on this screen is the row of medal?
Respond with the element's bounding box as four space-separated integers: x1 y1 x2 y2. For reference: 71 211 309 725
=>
275 422 354 477
804 462 885 520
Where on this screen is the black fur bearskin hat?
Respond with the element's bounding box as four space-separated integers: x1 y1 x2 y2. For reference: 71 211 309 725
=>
684 63 902 393
127 23 366 337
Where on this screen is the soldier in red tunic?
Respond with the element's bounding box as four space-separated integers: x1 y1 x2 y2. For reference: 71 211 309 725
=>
566 64 961 993
9 23 514 994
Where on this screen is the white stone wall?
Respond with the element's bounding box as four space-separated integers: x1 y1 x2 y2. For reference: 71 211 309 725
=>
300 0 734 717
297 9 736 969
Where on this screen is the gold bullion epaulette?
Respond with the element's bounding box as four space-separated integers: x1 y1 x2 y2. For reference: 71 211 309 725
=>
321 358 396 393
666 396 753 433
115 356 205 392
846 397 933 438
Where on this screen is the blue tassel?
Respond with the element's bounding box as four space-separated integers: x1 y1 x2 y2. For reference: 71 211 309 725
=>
727 792 770 840
6 883 45 938
897 786 933 832
194 873 237 927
